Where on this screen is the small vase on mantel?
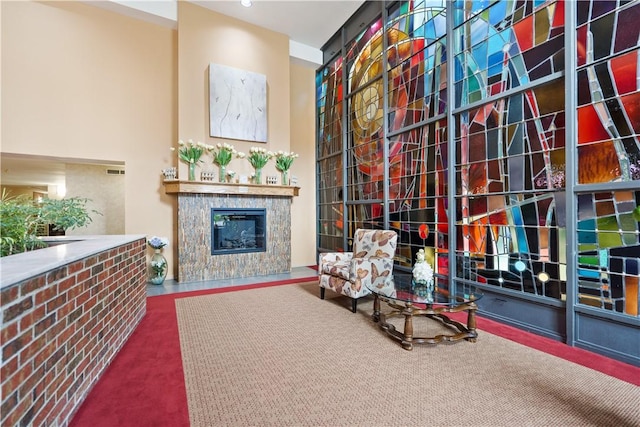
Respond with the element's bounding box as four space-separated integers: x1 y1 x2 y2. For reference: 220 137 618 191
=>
218 165 226 183
254 168 263 184
188 162 196 181
149 249 168 285
281 170 289 186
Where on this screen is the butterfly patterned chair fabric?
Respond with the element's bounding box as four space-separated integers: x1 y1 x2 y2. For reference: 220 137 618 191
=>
318 229 398 313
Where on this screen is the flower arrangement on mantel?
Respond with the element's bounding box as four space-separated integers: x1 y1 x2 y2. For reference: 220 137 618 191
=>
274 151 299 185
208 143 244 183
171 139 206 181
246 147 274 184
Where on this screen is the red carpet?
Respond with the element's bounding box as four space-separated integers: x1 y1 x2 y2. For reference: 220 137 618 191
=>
70 277 640 427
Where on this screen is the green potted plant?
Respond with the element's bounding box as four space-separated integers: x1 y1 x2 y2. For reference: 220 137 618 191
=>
0 190 99 257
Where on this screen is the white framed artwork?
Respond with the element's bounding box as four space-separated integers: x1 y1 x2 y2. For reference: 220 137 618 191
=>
209 63 267 142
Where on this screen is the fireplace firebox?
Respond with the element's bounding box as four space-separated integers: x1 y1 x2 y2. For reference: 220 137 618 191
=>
211 208 266 255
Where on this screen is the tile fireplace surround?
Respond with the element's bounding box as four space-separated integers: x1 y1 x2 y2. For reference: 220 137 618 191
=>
164 181 299 282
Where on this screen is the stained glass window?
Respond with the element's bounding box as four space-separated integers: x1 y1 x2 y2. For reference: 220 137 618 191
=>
317 57 345 251
316 0 640 318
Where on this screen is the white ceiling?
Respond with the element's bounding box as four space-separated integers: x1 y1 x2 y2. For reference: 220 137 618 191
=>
91 0 366 51
192 0 365 49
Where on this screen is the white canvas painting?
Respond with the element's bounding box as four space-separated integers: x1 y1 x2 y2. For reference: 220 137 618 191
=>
209 63 267 142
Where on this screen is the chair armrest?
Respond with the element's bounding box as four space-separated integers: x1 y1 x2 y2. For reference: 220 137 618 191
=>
350 256 395 288
319 252 353 266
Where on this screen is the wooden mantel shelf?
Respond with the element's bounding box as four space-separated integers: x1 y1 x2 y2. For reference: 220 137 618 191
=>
163 180 300 197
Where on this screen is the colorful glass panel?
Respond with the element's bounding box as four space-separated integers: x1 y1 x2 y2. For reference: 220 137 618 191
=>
386 0 447 132
317 58 343 158
453 0 564 108
317 57 345 251
455 191 565 298
455 79 566 195
386 122 448 272
454 78 566 297
317 154 344 251
577 191 640 315
346 19 384 95
576 1 640 183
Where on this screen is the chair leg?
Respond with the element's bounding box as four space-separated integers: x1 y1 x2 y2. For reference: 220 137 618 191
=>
351 298 357 313
320 287 325 300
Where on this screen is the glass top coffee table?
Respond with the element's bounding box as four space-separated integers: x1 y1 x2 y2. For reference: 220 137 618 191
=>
366 278 482 350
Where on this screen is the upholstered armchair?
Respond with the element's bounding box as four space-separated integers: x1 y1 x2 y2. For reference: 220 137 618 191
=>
318 229 398 312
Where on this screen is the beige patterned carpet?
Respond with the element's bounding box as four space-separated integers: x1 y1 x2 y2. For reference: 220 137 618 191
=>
176 282 640 427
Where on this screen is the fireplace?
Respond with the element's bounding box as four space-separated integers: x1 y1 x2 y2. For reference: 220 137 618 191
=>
166 182 298 282
211 208 266 255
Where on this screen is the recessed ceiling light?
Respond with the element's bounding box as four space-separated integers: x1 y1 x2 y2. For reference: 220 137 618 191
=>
241 0 252 7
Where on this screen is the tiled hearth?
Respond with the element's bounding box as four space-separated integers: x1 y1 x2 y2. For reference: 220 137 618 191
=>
165 181 299 282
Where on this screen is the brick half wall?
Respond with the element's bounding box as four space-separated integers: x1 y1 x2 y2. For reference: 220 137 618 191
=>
0 238 147 426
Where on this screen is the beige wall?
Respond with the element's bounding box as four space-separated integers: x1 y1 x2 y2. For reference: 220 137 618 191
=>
2 1 177 276
290 62 317 267
1 0 318 276
177 2 291 177
65 164 125 236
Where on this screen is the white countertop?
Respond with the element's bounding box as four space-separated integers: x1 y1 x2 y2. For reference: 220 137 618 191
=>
0 235 146 289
